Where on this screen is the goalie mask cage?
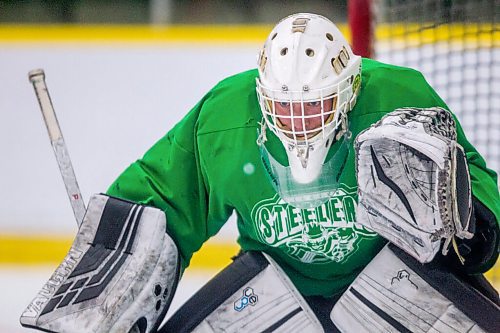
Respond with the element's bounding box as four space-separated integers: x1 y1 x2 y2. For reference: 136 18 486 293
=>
348 0 499 173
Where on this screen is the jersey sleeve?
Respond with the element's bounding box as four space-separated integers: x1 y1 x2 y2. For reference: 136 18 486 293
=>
106 94 233 271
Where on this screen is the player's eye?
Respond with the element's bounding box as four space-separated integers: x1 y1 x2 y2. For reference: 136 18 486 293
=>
307 101 320 107
279 101 290 107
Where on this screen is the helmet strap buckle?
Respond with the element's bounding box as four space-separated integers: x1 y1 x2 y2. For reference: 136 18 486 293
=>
296 145 311 169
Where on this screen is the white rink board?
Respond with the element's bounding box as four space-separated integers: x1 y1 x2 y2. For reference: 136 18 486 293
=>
0 44 259 236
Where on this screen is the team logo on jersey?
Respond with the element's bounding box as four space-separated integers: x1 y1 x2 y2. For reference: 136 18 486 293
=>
251 184 377 264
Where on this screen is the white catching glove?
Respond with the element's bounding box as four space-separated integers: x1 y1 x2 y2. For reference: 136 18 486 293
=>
355 107 474 263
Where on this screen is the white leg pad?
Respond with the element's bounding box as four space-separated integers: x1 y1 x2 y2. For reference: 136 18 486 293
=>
331 244 499 333
162 251 324 333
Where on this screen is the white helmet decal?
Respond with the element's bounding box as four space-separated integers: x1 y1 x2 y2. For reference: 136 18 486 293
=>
256 13 361 198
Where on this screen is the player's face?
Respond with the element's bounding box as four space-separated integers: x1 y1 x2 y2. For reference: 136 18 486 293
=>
273 97 336 140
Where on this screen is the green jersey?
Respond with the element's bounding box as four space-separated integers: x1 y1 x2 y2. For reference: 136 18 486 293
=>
107 58 499 297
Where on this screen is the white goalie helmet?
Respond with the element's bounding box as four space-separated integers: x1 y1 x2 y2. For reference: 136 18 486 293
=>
256 13 361 207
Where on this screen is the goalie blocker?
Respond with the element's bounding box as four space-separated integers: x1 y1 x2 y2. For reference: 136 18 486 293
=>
20 194 180 333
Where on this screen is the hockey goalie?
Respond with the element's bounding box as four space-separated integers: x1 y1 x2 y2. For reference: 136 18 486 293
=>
21 13 499 333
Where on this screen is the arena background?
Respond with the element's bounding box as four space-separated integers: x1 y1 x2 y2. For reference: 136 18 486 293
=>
0 1 498 331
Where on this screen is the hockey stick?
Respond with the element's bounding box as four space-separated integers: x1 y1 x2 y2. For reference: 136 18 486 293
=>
27 70 147 333
28 69 86 227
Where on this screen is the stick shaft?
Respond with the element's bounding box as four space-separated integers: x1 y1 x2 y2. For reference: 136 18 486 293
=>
29 69 86 227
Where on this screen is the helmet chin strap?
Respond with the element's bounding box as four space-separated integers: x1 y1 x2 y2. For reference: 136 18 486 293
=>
256 120 268 146
334 101 351 141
